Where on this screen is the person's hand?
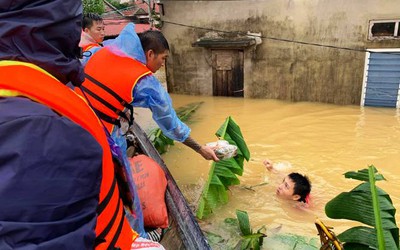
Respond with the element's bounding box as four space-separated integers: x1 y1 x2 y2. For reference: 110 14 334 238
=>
198 145 220 162
263 159 274 171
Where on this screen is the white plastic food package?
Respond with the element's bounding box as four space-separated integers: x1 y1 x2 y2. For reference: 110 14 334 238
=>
206 140 238 160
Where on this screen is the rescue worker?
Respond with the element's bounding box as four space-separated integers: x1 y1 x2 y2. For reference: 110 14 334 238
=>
0 1 163 249
80 13 105 52
77 23 219 162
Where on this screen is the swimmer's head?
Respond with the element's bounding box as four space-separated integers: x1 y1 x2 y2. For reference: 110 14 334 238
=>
276 172 311 202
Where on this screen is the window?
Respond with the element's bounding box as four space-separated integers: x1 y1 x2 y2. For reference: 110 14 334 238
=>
369 19 400 40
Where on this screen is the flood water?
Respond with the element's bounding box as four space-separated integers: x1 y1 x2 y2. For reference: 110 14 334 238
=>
137 94 400 249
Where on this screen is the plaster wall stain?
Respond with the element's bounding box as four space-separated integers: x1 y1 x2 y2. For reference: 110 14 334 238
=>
162 1 400 105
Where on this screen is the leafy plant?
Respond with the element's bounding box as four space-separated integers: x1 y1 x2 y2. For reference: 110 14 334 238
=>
151 9 163 29
196 116 250 219
83 0 105 14
148 128 174 155
148 102 204 154
325 165 399 250
235 210 267 250
108 0 130 10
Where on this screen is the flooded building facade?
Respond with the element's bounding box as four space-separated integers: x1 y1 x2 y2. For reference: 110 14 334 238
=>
158 0 400 105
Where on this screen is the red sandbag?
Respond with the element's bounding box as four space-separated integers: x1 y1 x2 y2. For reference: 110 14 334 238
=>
129 155 168 228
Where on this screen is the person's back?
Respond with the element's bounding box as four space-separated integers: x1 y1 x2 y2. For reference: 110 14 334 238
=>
0 2 136 249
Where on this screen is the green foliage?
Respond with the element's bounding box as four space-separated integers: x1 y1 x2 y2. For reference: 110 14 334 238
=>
149 102 203 154
196 116 250 219
205 217 318 250
108 0 130 10
325 165 399 250
237 210 252 236
265 234 319 250
151 10 163 29
175 101 203 122
236 210 266 250
148 128 174 154
83 0 105 14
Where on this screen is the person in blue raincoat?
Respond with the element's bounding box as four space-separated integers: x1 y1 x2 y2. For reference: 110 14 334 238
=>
80 23 219 162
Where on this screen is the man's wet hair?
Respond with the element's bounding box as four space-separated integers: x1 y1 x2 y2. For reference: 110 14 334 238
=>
138 30 169 55
288 172 311 203
82 13 103 29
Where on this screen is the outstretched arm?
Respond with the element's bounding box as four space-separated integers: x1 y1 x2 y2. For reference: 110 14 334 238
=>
132 75 190 142
132 76 219 161
263 158 280 174
183 136 219 161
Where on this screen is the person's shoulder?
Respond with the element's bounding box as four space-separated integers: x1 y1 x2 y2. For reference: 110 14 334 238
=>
294 201 311 211
0 96 57 121
136 74 162 88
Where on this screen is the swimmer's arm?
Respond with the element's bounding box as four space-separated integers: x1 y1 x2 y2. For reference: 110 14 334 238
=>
263 159 279 173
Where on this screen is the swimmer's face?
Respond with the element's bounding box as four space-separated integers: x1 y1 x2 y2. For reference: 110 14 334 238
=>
276 176 300 201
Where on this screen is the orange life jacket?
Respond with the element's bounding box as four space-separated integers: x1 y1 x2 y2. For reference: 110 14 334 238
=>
83 43 100 52
0 61 137 250
75 47 152 133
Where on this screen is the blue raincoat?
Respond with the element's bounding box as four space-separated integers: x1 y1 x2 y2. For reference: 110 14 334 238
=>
83 23 191 143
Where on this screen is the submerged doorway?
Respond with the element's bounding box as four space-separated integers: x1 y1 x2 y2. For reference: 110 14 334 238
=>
211 49 244 97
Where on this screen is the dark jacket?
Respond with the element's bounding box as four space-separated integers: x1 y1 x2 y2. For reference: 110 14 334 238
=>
0 97 102 249
0 0 84 86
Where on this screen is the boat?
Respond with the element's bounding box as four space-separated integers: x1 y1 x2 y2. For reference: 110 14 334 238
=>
128 121 211 250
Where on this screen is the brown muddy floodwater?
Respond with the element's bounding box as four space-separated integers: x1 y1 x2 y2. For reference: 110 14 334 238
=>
137 94 400 249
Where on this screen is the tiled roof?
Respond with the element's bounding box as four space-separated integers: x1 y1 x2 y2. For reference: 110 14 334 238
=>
101 0 160 37
103 20 153 36
134 0 159 13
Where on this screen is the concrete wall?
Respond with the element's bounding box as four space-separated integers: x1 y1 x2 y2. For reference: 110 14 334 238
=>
159 0 400 105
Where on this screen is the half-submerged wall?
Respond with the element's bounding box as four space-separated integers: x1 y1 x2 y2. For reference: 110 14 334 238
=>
159 0 400 105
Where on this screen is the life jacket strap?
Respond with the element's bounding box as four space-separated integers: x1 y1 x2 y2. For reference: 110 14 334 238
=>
80 85 130 121
83 74 134 126
93 108 122 128
97 178 117 214
85 73 132 110
95 198 123 248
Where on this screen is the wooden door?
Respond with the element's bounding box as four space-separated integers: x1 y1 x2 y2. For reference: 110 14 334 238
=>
212 49 244 97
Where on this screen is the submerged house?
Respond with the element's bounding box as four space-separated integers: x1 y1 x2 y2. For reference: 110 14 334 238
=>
158 0 400 106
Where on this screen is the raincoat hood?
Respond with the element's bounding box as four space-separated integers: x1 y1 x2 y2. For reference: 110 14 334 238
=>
0 1 84 86
103 23 147 64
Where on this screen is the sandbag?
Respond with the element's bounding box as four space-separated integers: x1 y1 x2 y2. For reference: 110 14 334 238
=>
129 155 169 228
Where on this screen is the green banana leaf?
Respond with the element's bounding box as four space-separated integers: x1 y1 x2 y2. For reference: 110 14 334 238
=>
150 129 174 154
325 165 399 250
196 116 250 219
337 226 398 250
236 210 267 250
236 210 252 236
344 167 386 182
